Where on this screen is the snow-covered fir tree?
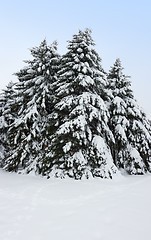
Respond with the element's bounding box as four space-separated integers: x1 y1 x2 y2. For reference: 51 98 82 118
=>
48 29 118 179
0 82 16 167
0 92 6 167
108 58 151 174
4 40 60 174
2 31 151 179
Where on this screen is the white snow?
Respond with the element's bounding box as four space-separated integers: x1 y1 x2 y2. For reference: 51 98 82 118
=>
73 150 87 165
57 115 87 134
126 145 145 174
115 124 127 141
92 135 118 178
35 76 43 85
81 75 94 85
113 96 126 114
0 170 151 240
63 142 72 153
77 48 83 53
27 69 35 74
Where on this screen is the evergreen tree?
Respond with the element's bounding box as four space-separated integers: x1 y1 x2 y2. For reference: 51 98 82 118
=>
48 29 117 179
108 58 151 174
4 40 60 174
0 82 16 167
0 92 6 167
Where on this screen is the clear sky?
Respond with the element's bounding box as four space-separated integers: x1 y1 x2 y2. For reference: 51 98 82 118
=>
0 0 151 117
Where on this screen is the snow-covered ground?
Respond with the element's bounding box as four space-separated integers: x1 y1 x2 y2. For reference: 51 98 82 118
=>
0 170 151 240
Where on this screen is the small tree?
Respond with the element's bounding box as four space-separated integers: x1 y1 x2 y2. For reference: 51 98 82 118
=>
0 91 6 167
108 58 151 174
0 82 16 167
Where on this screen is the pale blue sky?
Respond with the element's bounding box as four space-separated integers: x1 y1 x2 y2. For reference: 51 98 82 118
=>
0 0 151 117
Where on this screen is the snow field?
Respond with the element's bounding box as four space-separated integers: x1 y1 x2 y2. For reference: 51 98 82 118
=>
0 170 151 240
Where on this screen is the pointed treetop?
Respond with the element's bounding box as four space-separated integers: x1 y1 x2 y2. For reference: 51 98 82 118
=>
30 39 47 56
51 40 58 51
108 58 124 78
67 28 95 50
6 81 15 89
108 58 131 84
29 39 58 60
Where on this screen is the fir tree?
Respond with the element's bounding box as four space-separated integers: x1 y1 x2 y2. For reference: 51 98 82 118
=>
4 40 60 174
48 29 117 179
108 58 151 174
0 92 6 167
0 82 16 167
